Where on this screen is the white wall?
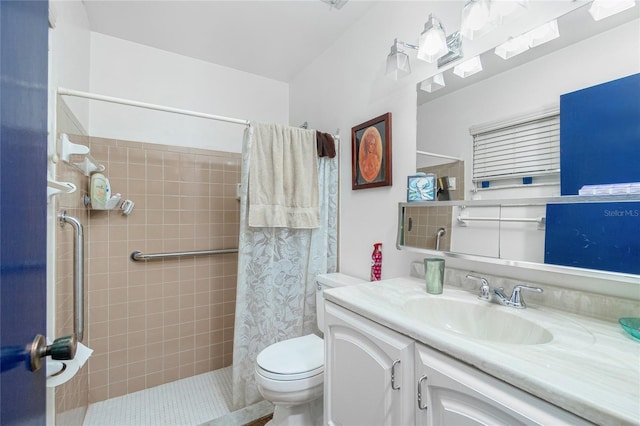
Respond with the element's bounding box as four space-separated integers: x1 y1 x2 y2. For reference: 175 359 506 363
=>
290 1 639 284
290 2 445 280
287 1 579 280
88 33 289 153
50 0 92 130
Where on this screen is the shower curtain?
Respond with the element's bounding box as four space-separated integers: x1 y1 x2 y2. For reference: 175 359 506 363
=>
232 125 338 409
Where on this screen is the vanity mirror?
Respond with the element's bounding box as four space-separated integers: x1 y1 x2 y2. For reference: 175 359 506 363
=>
404 2 640 280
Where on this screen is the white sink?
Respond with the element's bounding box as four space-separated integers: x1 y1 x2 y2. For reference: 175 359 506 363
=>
404 297 553 345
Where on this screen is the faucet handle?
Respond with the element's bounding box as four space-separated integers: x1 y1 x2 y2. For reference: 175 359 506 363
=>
466 274 491 301
509 285 543 309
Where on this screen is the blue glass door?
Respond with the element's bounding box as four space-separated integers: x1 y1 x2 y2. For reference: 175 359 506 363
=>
0 0 49 423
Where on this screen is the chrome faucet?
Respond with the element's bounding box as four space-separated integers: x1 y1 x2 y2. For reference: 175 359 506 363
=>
466 274 491 302
493 285 543 309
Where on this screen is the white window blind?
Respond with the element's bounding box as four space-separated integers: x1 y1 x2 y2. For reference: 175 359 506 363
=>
471 112 560 185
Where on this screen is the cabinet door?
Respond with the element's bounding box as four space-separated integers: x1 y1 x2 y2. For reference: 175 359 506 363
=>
325 302 414 426
415 344 593 426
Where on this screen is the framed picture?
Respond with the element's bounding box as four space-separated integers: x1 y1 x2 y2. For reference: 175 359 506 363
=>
407 174 436 201
351 112 392 190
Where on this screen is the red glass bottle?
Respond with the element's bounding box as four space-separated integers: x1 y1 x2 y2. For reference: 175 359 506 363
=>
371 243 382 281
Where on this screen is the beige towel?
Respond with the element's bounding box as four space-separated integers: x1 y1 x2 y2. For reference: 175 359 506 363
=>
249 122 319 228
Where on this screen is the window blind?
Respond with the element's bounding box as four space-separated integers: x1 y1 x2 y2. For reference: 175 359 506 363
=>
472 114 560 184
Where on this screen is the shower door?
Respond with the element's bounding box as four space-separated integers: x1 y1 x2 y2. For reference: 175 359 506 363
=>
0 0 49 423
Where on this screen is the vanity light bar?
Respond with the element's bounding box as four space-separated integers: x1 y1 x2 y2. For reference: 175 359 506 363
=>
589 0 636 21
494 19 559 60
419 73 446 92
454 56 483 78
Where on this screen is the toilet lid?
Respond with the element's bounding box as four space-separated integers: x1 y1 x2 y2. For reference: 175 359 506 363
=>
256 334 324 380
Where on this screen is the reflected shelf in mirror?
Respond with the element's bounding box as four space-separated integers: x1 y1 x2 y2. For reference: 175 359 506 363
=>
397 194 640 281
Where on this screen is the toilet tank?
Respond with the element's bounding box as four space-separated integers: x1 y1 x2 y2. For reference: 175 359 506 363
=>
316 273 365 331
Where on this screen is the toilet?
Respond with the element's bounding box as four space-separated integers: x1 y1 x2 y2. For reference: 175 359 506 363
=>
254 273 364 426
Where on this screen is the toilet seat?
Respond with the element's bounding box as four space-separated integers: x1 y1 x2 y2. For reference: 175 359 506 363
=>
256 334 324 381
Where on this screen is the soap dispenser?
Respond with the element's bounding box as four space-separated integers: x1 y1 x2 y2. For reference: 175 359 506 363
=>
90 173 110 209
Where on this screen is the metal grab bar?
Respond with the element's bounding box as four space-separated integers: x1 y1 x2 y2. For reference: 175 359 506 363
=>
131 248 238 261
58 211 84 342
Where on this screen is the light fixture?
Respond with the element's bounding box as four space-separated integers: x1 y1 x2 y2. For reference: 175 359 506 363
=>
385 39 412 80
416 14 449 63
419 73 446 93
494 35 530 59
489 0 528 23
524 19 559 48
453 56 483 78
460 0 493 40
437 32 463 68
494 18 560 60
588 0 636 21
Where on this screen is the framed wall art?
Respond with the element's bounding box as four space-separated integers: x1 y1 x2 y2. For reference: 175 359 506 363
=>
351 112 392 190
407 173 436 201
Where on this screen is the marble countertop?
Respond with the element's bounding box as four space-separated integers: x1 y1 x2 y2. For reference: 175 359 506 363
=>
324 277 640 426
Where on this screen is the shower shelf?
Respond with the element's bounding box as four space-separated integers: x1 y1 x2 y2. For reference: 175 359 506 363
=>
59 133 105 176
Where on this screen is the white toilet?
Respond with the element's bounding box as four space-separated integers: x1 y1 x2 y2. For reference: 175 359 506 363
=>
255 273 364 426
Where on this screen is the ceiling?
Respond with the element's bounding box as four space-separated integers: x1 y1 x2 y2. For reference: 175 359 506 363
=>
82 0 379 83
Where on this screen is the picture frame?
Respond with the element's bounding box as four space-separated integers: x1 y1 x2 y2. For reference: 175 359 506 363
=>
407 174 436 202
351 112 392 190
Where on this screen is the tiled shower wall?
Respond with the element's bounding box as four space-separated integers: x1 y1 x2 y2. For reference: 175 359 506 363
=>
82 136 240 402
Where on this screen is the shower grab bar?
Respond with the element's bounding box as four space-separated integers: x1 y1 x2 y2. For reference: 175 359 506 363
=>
130 248 238 261
58 211 84 342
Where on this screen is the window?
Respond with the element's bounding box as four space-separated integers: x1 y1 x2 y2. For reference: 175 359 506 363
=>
470 107 560 191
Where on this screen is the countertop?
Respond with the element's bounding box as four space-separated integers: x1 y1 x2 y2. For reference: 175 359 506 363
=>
324 276 640 426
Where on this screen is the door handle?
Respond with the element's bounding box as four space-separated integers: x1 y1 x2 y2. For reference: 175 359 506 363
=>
28 334 77 372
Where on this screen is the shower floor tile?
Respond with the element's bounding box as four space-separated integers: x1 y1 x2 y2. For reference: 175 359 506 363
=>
82 366 260 426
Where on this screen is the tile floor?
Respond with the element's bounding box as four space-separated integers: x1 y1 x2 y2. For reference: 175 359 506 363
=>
83 367 272 426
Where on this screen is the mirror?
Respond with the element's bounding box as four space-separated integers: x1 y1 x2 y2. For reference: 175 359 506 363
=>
409 2 640 276
398 195 640 276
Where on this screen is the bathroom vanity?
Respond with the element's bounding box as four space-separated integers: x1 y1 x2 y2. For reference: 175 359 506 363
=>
323 277 640 426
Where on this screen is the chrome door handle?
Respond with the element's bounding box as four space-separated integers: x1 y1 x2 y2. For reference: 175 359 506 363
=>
417 375 429 410
29 334 77 372
391 359 401 390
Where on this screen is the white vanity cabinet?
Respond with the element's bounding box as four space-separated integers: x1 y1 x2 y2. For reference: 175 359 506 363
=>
414 343 593 426
324 301 415 426
325 301 593 426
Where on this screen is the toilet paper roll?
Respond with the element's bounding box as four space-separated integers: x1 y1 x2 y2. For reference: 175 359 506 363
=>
46 342 93 388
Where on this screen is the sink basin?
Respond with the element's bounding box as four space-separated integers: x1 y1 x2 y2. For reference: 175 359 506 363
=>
404 297 553 345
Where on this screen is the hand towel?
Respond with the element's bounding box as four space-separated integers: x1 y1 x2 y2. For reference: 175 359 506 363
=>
316 131 336 158
249 122 319 228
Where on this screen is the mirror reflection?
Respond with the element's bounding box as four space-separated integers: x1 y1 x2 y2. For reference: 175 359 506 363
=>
407 2 640 275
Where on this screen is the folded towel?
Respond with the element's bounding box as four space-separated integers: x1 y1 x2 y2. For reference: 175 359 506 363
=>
316 131 336 158
249 122 319 229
